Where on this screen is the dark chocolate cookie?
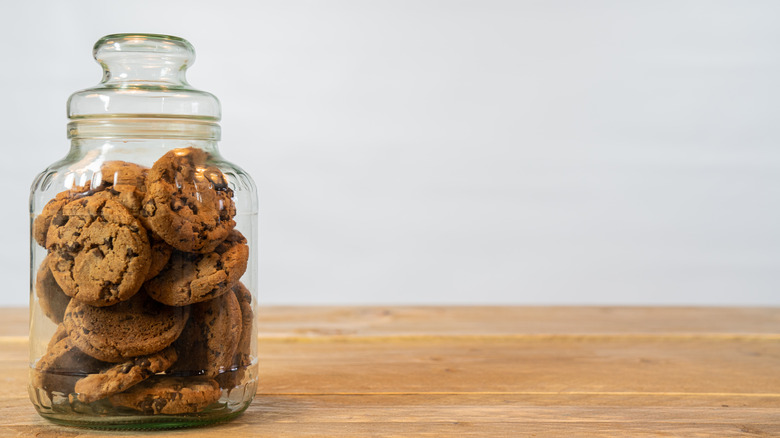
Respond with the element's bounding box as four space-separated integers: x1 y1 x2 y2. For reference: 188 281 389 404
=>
34 338 105 396
32 185 91 247
216 282 254 389
46 197 152 307
35 254 71 323
109 376 221 414
170 291 241 378
141 147 236 253
74 346 178 403
63 291 190 363
146 230 248 306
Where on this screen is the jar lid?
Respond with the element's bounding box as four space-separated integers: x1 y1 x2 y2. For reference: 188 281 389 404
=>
67 34 221 121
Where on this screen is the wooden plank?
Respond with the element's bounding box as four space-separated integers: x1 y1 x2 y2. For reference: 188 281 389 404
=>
4 336 780 398
2 394 780 437
257 337 780 397
1 306 779 437
260 339 780 394
3 306 780 338
256 306 780 337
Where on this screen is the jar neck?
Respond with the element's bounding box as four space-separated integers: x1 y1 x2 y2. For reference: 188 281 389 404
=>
69 136 219 150
67 117 220 141
67 134 221 163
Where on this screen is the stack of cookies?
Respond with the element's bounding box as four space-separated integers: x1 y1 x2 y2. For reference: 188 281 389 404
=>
32 147 253 415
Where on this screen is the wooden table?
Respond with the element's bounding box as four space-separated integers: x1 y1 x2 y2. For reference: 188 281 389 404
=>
1 306 779 436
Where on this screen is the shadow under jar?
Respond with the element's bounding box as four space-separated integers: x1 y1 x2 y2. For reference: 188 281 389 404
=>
28 33 258 429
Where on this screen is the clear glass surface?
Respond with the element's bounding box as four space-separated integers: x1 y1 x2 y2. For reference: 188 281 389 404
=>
28 34 258 429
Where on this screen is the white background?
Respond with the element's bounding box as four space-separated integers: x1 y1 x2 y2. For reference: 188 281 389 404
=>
1 1 779 306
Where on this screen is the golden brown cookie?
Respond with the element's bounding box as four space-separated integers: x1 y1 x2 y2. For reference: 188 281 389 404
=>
96 160 148 190
140 147 236 253
145 239 173 281
47 323 69 351
74 346 177 403
169 291 241 378
35 254 71 323
216 282 254 389
109 376 221 414
32 185 91 247
145 230 248 306
34 338 105 396
63 291 190 363
232 282 254 370
46 197 152 307
89 184 146 219
87 161 148 218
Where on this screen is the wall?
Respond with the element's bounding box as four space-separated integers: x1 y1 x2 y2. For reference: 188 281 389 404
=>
2 0 779 305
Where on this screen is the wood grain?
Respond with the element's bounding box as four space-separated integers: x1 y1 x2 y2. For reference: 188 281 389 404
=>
1 306 779 437
4 306 780 338
254 306 780 337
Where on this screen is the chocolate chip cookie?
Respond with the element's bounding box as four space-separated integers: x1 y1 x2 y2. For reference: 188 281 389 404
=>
33 185 91 247
145 230 248 306
109 376 221 415
35 254 71 324
47 323 69 351
232 282 254 371
141 147 236 253
63 291 190 363
74 346 177 403
46 197 152 307
145 239 173 281
34 338 105 395
170 290 241 378
89 184 146 219
89 161 148 219
216 282 254 389
97 161 148 190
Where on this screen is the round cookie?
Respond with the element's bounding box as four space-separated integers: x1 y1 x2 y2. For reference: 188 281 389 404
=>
47 323 69 351
146 230 248 306
33 185 91 247
169 291 241 378
232 282 254 370
35 254 71 323
141 147 236 253
216 282 254 389
90 184 146 219
46 197 152 307
63 291 190 363
74 346 178 403
34 338 105 396
109 376 221 414
97 160 148 190
145 239 173 281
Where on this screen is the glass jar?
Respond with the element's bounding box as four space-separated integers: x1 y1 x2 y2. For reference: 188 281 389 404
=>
28 34 258 429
